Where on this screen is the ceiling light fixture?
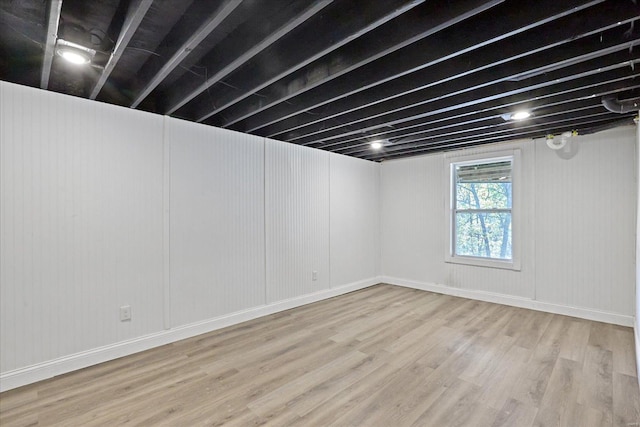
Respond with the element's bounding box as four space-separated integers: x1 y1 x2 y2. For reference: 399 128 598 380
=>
56 39 96 65
59 49 90 65
510 111 531 120
501 110 532 121
370 141 383 150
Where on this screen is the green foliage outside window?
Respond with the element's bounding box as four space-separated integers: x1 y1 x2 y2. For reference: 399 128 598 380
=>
454 160 512 260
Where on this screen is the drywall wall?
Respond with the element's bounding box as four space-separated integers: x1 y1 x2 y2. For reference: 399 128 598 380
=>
0 81 381 391
381 126 636 325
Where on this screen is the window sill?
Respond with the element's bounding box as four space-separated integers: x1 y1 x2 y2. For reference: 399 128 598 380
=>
445 255 521 271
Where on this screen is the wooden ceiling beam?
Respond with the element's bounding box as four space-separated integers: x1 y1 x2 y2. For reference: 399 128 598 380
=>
215 0 607 133
163 0 334 115
130 0 244 109
40 0 63 89
89 0 154 100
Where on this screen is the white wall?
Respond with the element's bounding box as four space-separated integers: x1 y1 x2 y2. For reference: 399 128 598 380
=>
0 81 381 391
167 118 266 327
379 153 446 285
635 116 640 386
265 139 331 303
534 127 635 315
330 154 380 287
0 82 165 374
381 126 637 325
1 79 636 391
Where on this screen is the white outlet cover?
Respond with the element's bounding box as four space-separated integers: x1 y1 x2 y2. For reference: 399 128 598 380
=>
120 305 132 321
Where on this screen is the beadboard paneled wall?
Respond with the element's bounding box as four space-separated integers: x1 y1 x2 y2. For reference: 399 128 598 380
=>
381 126 637 320
330 154 380 287
166 118 266 327
0 82 165 373
635 118 640 383
442 141 536 299
379 154 446 285
265 138 331 303
0 82 381 389
535 127 635 314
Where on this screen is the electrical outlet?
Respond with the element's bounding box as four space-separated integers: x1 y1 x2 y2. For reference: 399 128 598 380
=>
120 305 132 321
312 271 318 281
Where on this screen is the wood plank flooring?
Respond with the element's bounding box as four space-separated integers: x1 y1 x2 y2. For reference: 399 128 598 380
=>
1 284 639 426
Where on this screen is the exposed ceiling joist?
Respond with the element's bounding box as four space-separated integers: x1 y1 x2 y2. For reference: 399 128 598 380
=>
165 0 334 115
194 0 428 123
4 0 639 160
207 0 509 129
337 82 640 156
89 0 153 100
378 106 610 151
288 41 640 147
242 2 637 139
322 74 640 150
265 5 640 141
366 114 634 160
304 55 638 153
40 0 62 89
345 96 638 157
129 0 243 109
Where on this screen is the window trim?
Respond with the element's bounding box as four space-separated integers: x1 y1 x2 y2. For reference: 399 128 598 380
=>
444 149 521 271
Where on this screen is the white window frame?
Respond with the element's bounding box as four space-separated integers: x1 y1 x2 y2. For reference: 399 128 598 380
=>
444 149 521 271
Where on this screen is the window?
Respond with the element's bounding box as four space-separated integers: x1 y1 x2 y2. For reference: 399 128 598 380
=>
445 150 520 270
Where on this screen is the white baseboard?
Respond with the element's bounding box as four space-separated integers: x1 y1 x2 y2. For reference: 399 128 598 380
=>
635 319 640 391
0 277 380 392
382 276 634 327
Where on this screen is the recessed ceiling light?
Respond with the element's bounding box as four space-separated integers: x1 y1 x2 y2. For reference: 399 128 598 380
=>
500 111 532 121
58 48 91 65
370 141 383 150
511 111 531 120
55 39 96 65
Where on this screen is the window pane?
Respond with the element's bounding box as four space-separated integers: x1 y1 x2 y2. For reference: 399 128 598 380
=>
456 182 512 210
455 212 512 259
456 161 511 182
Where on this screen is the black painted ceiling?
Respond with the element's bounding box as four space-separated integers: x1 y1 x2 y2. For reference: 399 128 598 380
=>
1 0 639 161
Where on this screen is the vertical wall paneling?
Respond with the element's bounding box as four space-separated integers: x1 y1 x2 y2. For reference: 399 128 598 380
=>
442 141 535 299
167 118 265 328
0 81 165 373
329 154 380 287
635 118 640 384
1 83 382 390
380 154 445 284
1 79 636 388
265 138 330 303
380 127 636 320
380 140 535 299
534 126 635 315
162 116 171 330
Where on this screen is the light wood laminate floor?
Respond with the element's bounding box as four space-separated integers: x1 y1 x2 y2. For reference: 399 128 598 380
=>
1 284 639 426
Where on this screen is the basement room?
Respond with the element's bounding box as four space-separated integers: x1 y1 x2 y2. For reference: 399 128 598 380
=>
1 0 639 425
